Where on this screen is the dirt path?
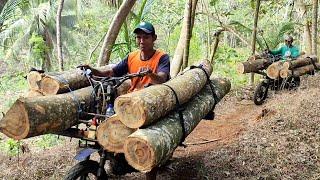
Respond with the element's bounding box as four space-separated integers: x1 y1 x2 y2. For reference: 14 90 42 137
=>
175 96 263 156
0 90 267 180
118 94 266 179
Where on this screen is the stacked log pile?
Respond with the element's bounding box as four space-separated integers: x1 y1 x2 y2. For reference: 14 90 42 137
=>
0 60 231 173
237 54 319 80
279 56 318 78
237 55 273 74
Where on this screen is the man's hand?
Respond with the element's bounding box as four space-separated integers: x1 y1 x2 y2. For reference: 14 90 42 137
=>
77 64 92 71
138 67 152 76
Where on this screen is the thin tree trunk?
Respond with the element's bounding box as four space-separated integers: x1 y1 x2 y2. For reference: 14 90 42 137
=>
250 0 261 85
97 0 137 66
210 28 224 63
312 0 318 55
170 0 191 77
56 0 64 71
182 0 192 69
304 21 312 54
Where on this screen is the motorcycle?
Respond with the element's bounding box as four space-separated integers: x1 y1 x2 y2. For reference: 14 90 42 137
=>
59 68 150 180
253 52 300 105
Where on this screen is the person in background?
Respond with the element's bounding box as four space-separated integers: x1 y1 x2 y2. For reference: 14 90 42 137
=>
79 21 170 92
270 35 300 60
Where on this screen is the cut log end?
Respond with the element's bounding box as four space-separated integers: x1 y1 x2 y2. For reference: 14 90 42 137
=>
266 62 283 79
96 115 135 153
236 63 245 74
115 97 146 128
0 99 29 140
40 77 61 95
27 71 42 91
280 69 290 78
124 137 155 172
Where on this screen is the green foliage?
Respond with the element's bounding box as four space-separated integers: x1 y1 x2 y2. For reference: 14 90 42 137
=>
34 134 62 149
213 45 250 87
0 138 21 156
0 73 27 112
28 32 49 68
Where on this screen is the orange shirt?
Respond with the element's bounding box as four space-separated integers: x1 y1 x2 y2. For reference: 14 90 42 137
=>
127 50 165 92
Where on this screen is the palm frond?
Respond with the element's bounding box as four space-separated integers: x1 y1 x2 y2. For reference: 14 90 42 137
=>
0 0 25 24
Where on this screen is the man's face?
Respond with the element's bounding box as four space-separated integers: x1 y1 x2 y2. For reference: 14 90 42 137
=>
285 39 293 46
135 31 156 51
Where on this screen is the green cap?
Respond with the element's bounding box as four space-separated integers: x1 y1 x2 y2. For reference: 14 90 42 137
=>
133 22 155 34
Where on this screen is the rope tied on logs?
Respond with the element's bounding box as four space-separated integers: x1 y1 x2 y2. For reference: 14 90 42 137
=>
162 83 187 148
190 64 219 117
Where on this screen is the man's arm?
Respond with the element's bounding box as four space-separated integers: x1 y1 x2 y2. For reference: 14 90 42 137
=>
270 46 283 55
149 54 170 84
291 46 300 58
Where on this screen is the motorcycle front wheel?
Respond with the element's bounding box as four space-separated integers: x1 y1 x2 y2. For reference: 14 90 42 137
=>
64 160 107 180
253 81 269 105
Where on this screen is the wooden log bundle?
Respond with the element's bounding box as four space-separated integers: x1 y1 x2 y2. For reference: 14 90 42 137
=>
123 78 231 172
282 56 318 70
39 65 114 95
280 63 320 78
0 87 93 140
96 115 136 153
237 58 272 74
266 61 284 79
114 60 213 129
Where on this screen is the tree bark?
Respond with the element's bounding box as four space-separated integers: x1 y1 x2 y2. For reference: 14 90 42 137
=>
266 61 284 79
96 115 136 153
25 90 44 98
123 77 231 172
237 58 272 74
280 63 320 78
312 0 318 55
210 28 224 63
282 56 318 70
56 0 65 71
250 0 261 86
115 60 213 128
39 65 114 95
170 0 192 77
182 0 193 70
0 87 93 140
97 0 137 66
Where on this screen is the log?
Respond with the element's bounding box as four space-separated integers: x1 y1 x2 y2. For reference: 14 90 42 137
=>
114 60 213 128
282 56 318 70
27 71 43 91
237 58 272 74
25 90 44 97
280 63 320 78
40 65 114 95
123 77 231 172
96 115 136 153
0 87 93 140
266 61 284 79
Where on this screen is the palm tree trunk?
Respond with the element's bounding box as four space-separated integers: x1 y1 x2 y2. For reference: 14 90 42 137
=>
250 0 261 86
0 0 7 13
56 0 65 71
97 0 137 67
312 0 318 55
